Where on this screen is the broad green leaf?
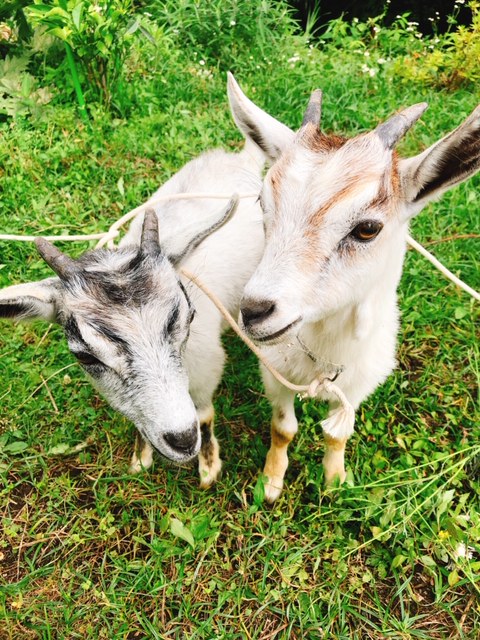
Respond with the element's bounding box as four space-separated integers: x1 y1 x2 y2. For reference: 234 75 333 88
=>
3 441 29 454
420 554 437 568
72 3 84 31
125 19 140 36
47 443 70 455
391 554 406 569
448 569 460 586
170 518 195 548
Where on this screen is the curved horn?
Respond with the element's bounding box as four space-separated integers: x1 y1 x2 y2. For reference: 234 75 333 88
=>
375 102 428 150
141 208 161 255
301 89 323 129
34 238 78 279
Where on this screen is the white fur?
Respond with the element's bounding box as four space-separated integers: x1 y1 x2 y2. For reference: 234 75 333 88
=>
228 73 480 501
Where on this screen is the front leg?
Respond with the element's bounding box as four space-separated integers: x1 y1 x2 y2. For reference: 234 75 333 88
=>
323 434 347 485
197 404 222 489
261 378 298 503
129 432 154 474
321 396 356 485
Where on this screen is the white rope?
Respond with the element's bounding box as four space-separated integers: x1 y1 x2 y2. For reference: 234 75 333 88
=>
407 235 480 302
0 191 478 302
0 232 115 242
0 192 259 248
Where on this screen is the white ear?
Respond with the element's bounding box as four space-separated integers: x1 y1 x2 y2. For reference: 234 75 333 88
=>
227 72 295 164
399 104 480 218
162 195 240 266
0 277 61 323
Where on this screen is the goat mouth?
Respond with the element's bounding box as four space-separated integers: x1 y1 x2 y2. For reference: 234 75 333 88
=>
156 449 198 467
253 317 302 344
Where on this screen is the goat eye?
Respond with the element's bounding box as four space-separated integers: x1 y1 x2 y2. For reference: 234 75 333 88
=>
75 351 102 367
350 220 383 242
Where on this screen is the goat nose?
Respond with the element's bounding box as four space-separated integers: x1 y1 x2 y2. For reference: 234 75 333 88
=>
241 298 276 328
164 425 198 455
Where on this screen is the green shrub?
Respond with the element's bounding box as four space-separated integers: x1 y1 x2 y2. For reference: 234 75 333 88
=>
391 1 480 89
0 52 53 117
147 0 309 73
25 0 145 110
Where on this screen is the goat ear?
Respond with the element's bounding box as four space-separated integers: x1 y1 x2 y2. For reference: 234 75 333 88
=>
149 195 240 267
0 277 62 323
227 72 295 164
399 104 480 218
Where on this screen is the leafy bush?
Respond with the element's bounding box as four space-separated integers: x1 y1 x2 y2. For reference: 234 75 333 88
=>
392 1 480 88
25 0 145 110
0 53 53 117
147 0 310 73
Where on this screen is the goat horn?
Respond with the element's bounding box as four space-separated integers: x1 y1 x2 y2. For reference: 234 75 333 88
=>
301 89 323 129
35 238 78 279
141 208 161 255
375 102 428 150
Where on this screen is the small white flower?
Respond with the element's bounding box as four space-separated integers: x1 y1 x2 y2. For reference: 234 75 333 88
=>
364 50 370 57
377 57 386 64
199 59 205 66
369 68 376 77
452 542 474 561
230 20 236 26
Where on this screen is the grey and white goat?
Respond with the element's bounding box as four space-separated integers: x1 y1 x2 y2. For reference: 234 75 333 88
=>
0 140 264 485
228 73 480 502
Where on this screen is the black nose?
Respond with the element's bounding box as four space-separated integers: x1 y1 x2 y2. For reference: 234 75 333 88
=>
241 298 276 328
164 426 198 455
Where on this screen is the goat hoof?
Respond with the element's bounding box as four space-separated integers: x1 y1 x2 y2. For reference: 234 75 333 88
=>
199 458 222 489
264 475 284 503
324 469 347 487
128 459 144 474
129 449 154 474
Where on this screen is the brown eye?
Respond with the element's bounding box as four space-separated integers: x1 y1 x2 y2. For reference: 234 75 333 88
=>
350 220 383 242
75 351 102 367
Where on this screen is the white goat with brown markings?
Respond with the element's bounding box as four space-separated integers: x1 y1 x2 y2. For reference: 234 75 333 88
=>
228 73 480 502
0 142 264 485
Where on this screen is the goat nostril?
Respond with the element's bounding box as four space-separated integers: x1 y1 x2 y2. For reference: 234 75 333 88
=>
164 427 198 454
241 298 276 327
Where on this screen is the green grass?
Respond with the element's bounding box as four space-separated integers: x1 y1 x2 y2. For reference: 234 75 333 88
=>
1 2 479 638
